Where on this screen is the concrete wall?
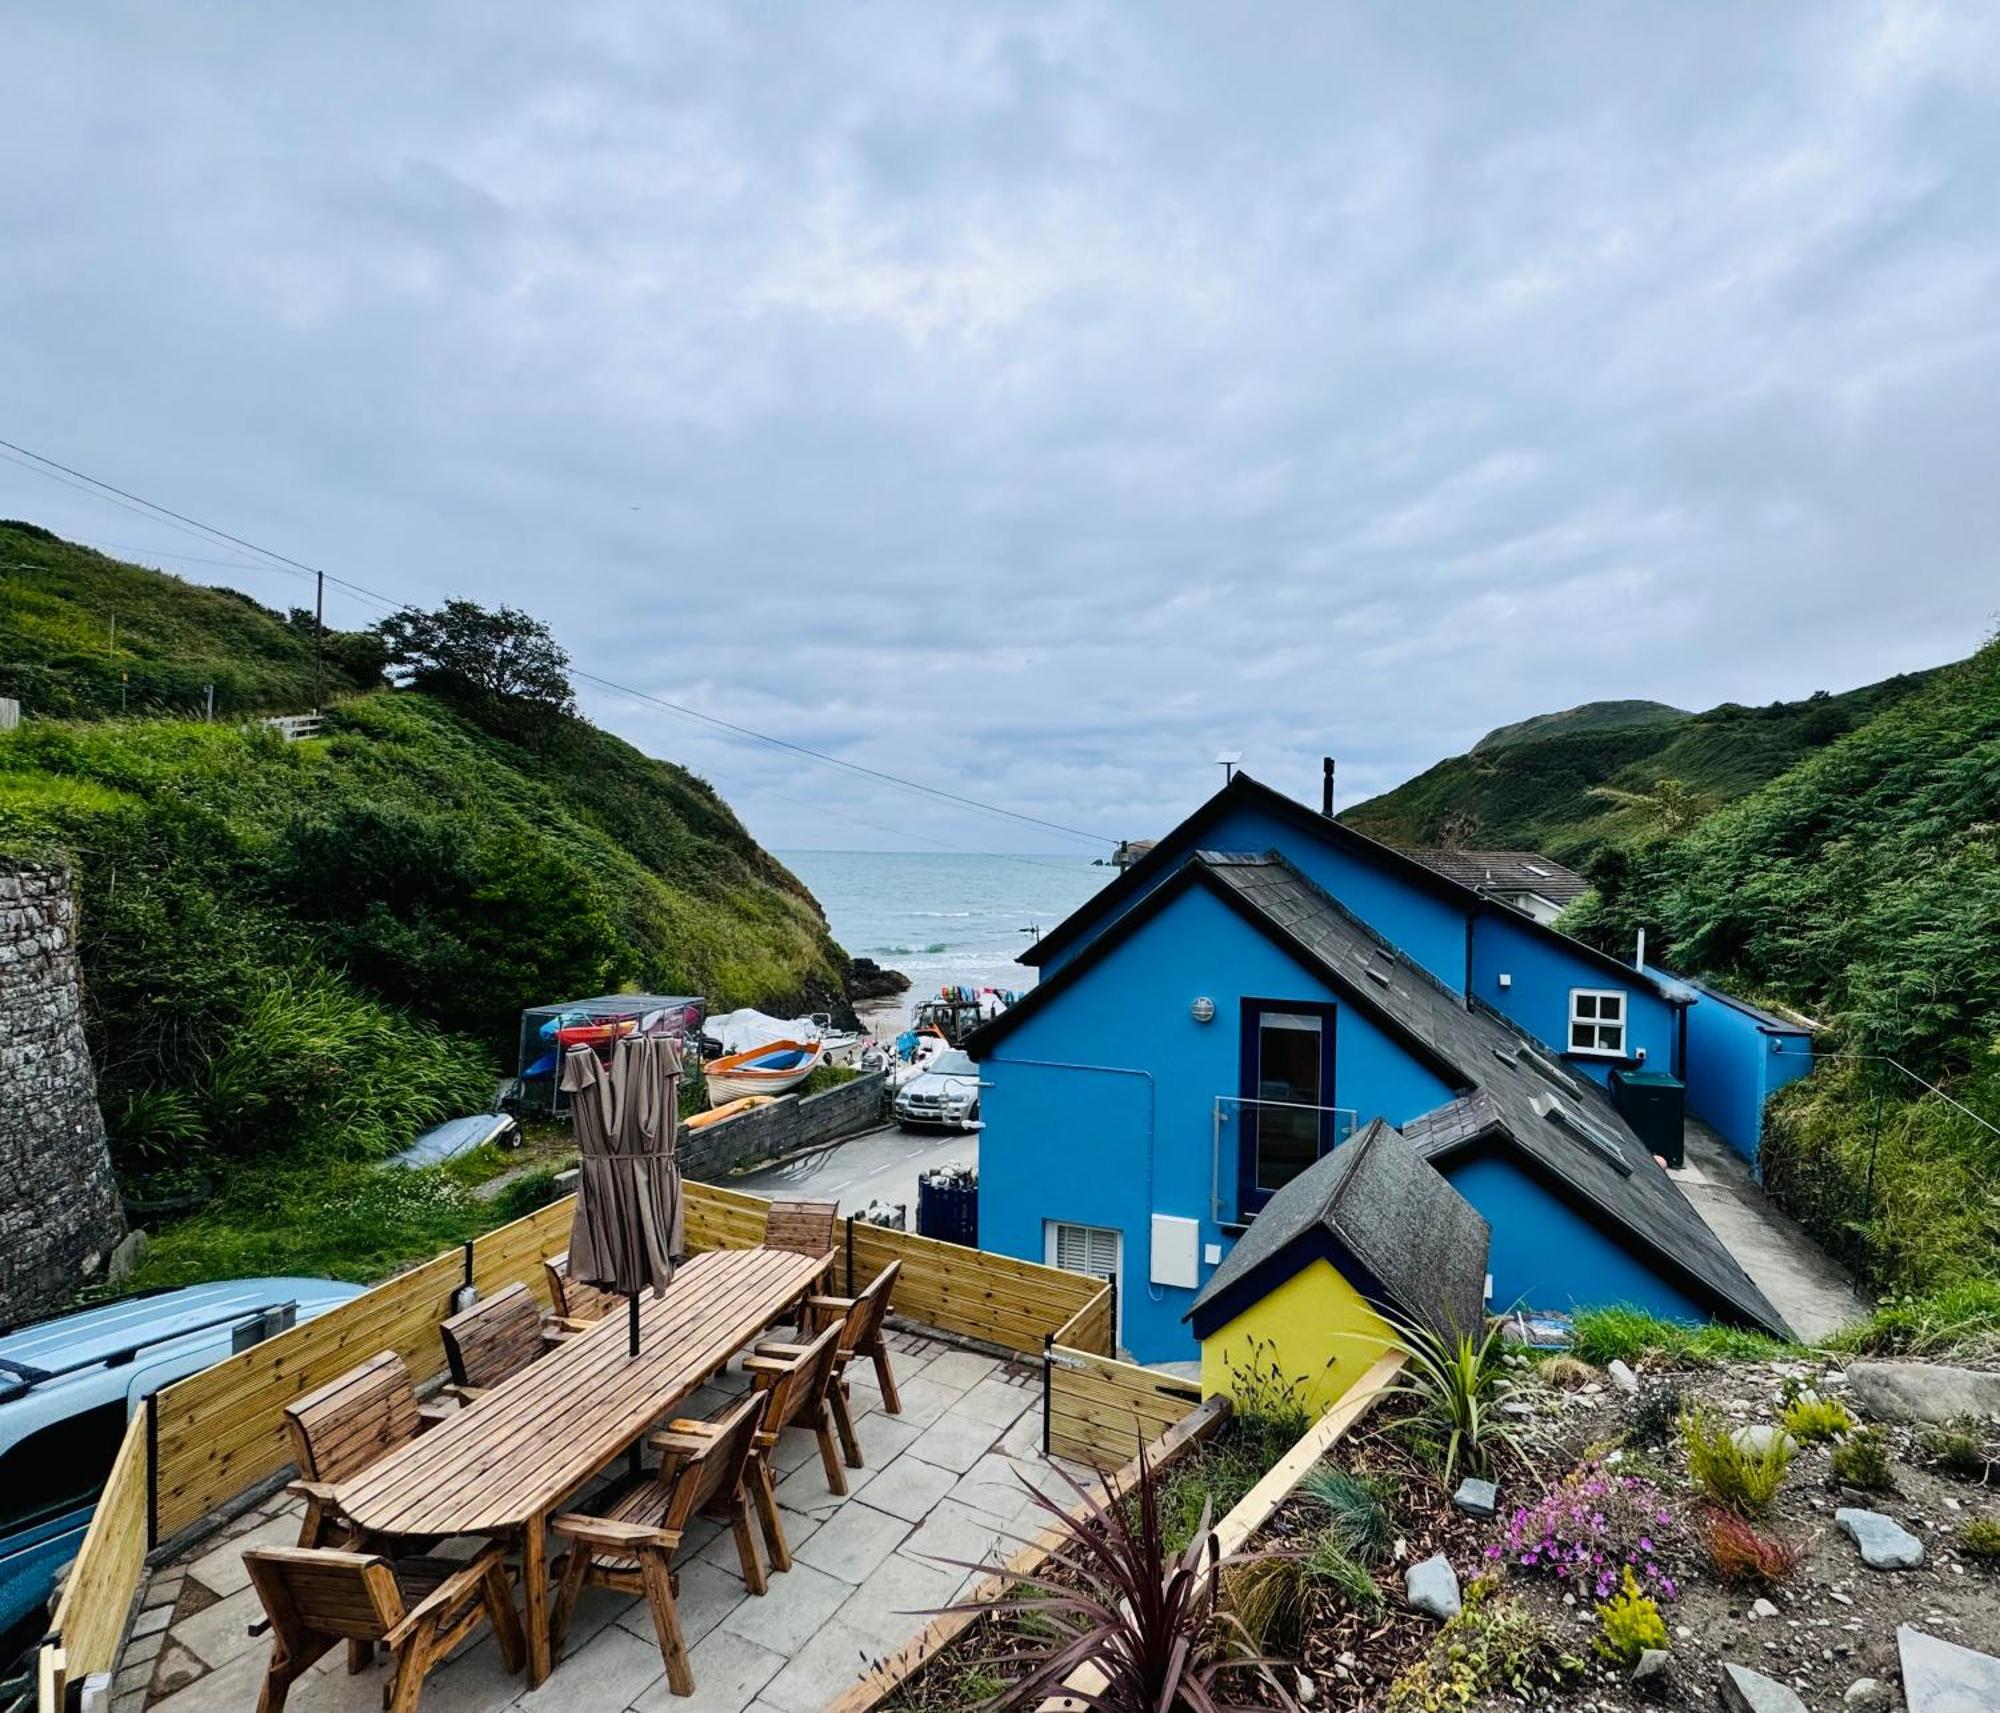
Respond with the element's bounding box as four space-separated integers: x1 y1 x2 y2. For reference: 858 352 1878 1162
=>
680 1071 888 1179
0 861 125 1329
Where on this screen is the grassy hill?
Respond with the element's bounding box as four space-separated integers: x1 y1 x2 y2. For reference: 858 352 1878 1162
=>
1565 638 2000 1307
1470 698 1685 753
1343 671 1939 861
0 527 854 1287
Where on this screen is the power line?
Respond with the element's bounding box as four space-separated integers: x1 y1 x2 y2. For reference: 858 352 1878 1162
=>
0 433 1119 847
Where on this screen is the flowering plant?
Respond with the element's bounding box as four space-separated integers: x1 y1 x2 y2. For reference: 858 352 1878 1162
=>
1487 1462 1685 1601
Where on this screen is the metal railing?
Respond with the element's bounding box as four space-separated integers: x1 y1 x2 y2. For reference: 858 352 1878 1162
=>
1210 1095 1359 1227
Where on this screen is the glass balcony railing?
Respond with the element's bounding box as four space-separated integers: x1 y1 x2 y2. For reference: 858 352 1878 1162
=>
1210 1095 1360 1227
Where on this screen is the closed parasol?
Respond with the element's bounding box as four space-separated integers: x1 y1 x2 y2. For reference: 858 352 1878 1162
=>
561 1032 686 1355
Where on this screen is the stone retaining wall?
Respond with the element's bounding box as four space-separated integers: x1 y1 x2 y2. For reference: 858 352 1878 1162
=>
0 860 125 1329
682 1071 889 1178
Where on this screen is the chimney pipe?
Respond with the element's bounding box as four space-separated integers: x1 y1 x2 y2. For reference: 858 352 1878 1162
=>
1635 928 1647 971
1321 756 1336 818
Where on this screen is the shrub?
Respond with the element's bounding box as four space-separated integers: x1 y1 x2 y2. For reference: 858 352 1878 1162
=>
1384 1312 1527 1484
1681 1407 1791 1517
1296 1465 1396 1566
1779 1393 1855 1443
1704 1510 1806 1587
1489 1462 1685 1600
1830 1427 1896 1495
490 1168 560 1222
1956 1518 2000 1560
1828 1282 2000 1359
1536 1354 1599 1390
1917 1423 1991 1480
1221 1555 1306 1654
1386 1586 1584 1711
1594 1567 1669 1664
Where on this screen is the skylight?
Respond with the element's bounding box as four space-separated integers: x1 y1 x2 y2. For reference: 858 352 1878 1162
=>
1532 1091 1632 1175
1523 863 1550 878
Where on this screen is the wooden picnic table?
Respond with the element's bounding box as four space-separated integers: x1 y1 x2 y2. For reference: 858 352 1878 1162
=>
334 1245 829 1686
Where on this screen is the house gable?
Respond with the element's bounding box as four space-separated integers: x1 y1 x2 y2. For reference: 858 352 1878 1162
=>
1198 1252 1395 1417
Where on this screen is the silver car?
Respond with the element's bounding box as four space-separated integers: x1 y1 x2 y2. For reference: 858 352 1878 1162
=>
893 1048 981 1131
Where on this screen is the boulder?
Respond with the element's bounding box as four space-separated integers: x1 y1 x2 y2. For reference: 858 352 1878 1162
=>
1404 1553 1461 1621
1848 1361 2000 1426
1731 1423 1796 1458
1842 1678 1890 1708
1719 1662 1809 1713
1608 1358 1640 1394
1749 1597 1780 1620
1835 1507 1925 1570
1632 1648 1672 1699
847 957 911 1002
1898 1624 2000 1713
1451 1477 1498 1519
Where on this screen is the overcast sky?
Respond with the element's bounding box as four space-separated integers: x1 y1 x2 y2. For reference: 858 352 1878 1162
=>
3 4 1996 856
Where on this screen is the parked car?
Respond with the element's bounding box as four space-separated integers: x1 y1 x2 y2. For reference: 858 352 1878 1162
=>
893 1048 982 1131
0 1278 362 1680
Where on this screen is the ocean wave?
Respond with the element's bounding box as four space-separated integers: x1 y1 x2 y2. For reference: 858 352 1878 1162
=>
872 943 953 955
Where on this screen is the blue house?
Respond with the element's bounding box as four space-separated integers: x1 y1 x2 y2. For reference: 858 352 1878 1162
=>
968 772 1794 1364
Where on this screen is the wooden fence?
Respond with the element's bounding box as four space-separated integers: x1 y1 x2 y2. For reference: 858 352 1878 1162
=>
1044 1345 1202 1466
37 1178 1109 1711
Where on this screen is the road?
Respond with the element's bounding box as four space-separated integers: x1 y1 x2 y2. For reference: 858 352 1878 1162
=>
733 1122 979 1222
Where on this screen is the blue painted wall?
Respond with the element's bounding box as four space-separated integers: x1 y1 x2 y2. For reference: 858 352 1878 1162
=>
1039 803 1473 993
1470 912 1678 1086
1667 973 1815 1168
981 880 1456 1362
1442 1153 1708 1324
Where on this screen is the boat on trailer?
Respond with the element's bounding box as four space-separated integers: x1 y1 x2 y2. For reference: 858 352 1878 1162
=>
704 1039 825 1104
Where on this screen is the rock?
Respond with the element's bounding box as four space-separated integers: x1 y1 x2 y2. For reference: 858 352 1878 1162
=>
1732 1423 1796 1457
1836 1507 1925 1570
106 1228 148 1285
1633 1648 1672 1699
1848 1360 2000 1426
1719 1662 1809 1713
1750 1597 1780 1620
1842 1678 1891 1708
846 957 911 1002
1608 1358 1640 1393
1452 1477 1498 1519
1405 1553 1461 1621
1899 1624 2000 1713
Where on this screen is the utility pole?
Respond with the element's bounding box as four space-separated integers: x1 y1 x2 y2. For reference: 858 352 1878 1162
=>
312 570 325 712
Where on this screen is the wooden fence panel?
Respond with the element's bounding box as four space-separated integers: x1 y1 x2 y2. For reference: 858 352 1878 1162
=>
1051 1283 1113 1357
847 1221 1104 1355
469 1197 576 1307
150 1251 462 1540
48 1409 148 1681
1046 1347 1202 1466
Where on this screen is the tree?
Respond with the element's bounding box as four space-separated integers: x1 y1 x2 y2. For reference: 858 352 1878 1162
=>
374 600 574 712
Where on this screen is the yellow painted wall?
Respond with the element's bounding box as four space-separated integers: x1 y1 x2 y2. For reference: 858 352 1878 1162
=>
1199 1256 1395 1418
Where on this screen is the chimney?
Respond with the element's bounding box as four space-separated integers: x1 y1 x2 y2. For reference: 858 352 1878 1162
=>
1321 756 1336 818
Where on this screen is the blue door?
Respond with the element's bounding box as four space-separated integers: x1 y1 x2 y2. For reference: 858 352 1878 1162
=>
1237 999 1338 1216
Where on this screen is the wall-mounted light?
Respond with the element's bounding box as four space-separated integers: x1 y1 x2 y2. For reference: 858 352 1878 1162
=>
1497 972 1513 990
1190 997 1216 1024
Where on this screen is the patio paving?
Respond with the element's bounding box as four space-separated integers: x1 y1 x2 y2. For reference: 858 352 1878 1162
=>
127 1328 1073 1713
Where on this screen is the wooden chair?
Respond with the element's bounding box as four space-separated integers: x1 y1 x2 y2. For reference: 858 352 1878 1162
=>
743 1322 849 1525
544 1250 618 1322
438 1282 578 1402
762 1198 839 1259
796 1259 904 1432
549 1393 772 1694
244 1544 523 1713
283 1352 449 1551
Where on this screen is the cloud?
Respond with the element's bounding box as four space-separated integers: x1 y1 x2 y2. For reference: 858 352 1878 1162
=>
2 0 1995 857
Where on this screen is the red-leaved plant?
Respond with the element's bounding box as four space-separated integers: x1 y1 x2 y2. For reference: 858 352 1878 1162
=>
1703 1509 1806 1588
925 1442 1294 1712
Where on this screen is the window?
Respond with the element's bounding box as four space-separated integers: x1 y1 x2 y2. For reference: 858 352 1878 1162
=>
1047 1222 1120 1284
0 1400 128 1535
1568 988 1627 1057
1238 1001 1337 1214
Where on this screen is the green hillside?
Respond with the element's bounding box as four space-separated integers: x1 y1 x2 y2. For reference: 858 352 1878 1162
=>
0 527 854 1287
1567 639 2000 1307
1344 670 1938 861
1471 698 1685 753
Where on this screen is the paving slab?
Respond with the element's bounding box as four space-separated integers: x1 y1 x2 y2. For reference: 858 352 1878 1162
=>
899 1497 1023 1580
847 1410 923 1468
145 1648 267 1713
949 1451 1059 1522
773 1453 877 1517
860 1452 962 1523
876 1375 963 1430
833 1552 965 1655
631 1630 785 1713
953 1376 1036 1430
756 1620 890 1713
720 1562 854 1653
618 1556 747 1653
904 1411 1002 1474
518 1620 664 1712
168 1584 262 1672
792 1500 912 1583
185 1512 305 1599
921 1350 1000 1393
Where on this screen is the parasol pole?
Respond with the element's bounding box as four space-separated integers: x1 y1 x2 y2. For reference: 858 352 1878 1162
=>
628 1290 641 1358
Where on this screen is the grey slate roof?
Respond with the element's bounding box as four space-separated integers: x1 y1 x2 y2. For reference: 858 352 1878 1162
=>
1197 851 1793 1339
1187 1117 1490 1341
1402 848 1591 908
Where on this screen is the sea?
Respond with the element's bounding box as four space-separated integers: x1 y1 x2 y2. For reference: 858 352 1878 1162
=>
777 850 1111 1027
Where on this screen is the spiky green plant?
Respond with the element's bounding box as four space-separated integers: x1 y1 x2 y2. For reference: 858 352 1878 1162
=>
1379 1311 1530 1485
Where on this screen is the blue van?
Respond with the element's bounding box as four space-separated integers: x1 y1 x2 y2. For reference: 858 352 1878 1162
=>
0 1278 362 1675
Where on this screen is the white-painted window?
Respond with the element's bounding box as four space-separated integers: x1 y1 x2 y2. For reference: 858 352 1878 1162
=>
1568 988 1627 1056
1047 1221 1121 1283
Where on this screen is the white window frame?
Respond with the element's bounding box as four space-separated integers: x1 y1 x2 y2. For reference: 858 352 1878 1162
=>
1567 988 1628 1058
1045 1220 1123 1343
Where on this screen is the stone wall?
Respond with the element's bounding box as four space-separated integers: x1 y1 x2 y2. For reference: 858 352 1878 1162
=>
682 1072 889 1180
0 861 125 1329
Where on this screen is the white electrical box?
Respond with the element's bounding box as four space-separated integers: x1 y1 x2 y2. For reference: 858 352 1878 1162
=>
1203 1242 1223 1266
1150 1214 1200 1289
